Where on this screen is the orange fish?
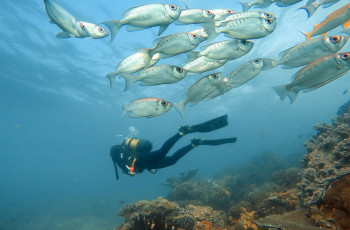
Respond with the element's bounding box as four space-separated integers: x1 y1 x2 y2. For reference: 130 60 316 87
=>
302 3 350 40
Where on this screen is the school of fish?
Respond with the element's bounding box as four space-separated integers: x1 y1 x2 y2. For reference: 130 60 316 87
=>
43 0 350 118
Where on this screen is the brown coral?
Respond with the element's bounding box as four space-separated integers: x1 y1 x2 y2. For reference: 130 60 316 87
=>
298 106 350 206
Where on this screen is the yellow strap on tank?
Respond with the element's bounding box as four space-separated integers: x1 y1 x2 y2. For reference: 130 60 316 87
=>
129 138 139 152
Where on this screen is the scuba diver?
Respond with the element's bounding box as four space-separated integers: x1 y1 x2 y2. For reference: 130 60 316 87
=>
110 114 237 180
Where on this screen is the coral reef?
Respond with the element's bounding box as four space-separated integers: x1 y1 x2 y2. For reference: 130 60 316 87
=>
115 197 228 230
255 209 320 230
298 102 350 207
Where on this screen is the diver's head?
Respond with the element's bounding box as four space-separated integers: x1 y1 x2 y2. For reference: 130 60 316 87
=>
122 137 153 153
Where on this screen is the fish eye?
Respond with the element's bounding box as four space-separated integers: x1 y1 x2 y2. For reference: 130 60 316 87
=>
330 36 340 43
206 10 212 15
169 5 177 10
241 39 248 45
212 73 219 79
226 9 233 14
176 67 183 73
254 59 261 64
80 22 86 30
191 33 198 39
264 13 272 18
98 27 104 33
161 101 168 106
265 19 273 24
341 53 350 60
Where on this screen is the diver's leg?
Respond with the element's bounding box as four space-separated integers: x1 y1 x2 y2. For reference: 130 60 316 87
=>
191 137 237 146
151 132 184 159
154 144 194 168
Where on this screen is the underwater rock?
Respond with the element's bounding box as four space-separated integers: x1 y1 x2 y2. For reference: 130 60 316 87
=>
115 197 228 230
162 169 199 188
255 209 320 230
167 179 231 211
255 188 299 218
319 174 350 230
298 103 350 207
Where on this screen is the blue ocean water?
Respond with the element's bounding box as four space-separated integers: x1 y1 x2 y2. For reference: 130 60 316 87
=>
0 0 349 229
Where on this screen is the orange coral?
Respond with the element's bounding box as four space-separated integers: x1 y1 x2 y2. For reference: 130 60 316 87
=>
234 207 258 230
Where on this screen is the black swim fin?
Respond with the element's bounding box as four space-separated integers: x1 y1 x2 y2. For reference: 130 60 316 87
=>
191 137 237 146
179 114 228 134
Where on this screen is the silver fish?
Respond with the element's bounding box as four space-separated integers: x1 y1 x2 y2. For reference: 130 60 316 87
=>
183 56 227 75
106 50 151 89
299 0 339 18
272 35 349 68
123 98 173 118
215 16 277 40
43 0 108 39
119 65 187 91
216 11 276 26
174 73 226 117
211 9 236 21
187 39 254 61
102 4 181 42
225 58 275 90
240 0 277 12
273 52 350 104
175 9 215 25
146 29 208 57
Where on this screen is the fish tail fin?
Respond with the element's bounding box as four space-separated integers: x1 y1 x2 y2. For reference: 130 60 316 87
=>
122 106 128 117
200 21 217 42
186 51 200 62
173 102 186 118
101 20 122 43
300 30 312 40
106 71 118 90
119 74 137 91
261 58 279 70
239 2 252 12
287 88 300 104
299 3 319 19
272 84 291 101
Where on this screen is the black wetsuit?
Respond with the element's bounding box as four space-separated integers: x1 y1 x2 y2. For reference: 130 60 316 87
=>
110 133 193 179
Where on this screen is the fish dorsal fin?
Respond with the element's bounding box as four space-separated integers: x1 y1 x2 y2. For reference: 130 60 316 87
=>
158 24 169 36
278 47 291 58
122 5 145 18
183 1 189 9
152 37 163 46
290 71 299 82
343 19 350 29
